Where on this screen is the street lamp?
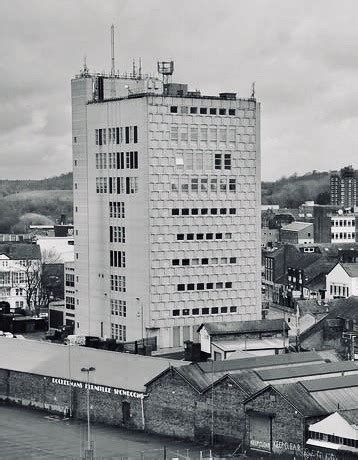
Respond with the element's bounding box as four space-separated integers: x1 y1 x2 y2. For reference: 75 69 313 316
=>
81 366 96 460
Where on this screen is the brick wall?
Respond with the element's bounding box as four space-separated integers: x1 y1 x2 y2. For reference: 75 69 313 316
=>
245 386 305 455
0 369 143 430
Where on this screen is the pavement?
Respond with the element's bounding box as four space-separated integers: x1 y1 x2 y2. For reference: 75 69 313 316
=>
0 405 207 460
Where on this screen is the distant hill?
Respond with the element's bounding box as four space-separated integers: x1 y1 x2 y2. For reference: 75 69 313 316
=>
262 170 331 208
0 172 72 198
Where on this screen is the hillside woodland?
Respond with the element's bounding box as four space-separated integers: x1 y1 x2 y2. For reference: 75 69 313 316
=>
0 170 333 233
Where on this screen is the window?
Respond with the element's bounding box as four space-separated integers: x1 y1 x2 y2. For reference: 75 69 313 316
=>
191 178 198 192
192 308 199 315
216 233 223 239
180 126 188 141
210 208 218 215
110 226 126 243
197 283 205 290
178 284 185 291
211 307 219 314
109 201 125 218
201 258 208 265
177 234 184 241
111 323 126 341
216 282 223 289
190 107 197 114
211 258 218 264
110 275 126 292
190 126 198 141
182 259 190 266
192 258 199 265
206 233 213 240
206 283 214 289
180 106 188 114
230 306 237 313
172 259 180 266
126 177 138 194
196 234 204 240
225 282 232 288
225 233 232 239
187 234 194 240
224 154 231 170
229 208 236 215
210 178 217 192
200 127 208 141
173 309 180 316
221 307 228 313
202 307 209 314
110 250 126 268
220 178 227 192
228 127 236 142
171 125 178 141
187 284 195 290
133 126 138 143
96 177 107 193
201 208 208 215
191 208 198 215
183 309 190 316
219 128 227 142
230 257 237 264
200 178 208 192
182 208 189 215
172 209 179 216
219 108 226 115
209 108 217 115
170 106 178 113
215 154 222 170
228 109 235 116
200 107 207 114
111 299 126 317
210 127 217 142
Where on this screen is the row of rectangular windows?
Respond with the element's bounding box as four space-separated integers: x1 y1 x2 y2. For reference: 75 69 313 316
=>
110 226 126 243
178 281 232 291
110 250 126 268
109 202 125 218
110 275 126 292
331 219 355 226
172 257 237 266
170 106 236 116
173 305 238 316
172 176 237 193
96 152 138 170
172 207 236 216
111 323 126 341
177 232 232 241
309 430 358 447
110 299 126 317
174 152 234 172
95 126 138 146
329 284 349 297
96 177 138 195
170 125 237 143
331 232 355 239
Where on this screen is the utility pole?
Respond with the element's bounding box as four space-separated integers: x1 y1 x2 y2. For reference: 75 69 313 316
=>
81 366 96 460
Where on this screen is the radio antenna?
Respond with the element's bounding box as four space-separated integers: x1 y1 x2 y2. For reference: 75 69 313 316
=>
110 24 115 76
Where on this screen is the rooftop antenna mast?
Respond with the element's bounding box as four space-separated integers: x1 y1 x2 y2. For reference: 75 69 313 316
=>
110 24 115 76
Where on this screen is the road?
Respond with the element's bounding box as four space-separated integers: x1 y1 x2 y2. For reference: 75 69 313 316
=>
0 405 208 460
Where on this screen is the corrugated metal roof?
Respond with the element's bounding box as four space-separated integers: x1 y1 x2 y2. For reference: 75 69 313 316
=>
197 351 324 373
273 383 327 417
257 361 358 381
340 409 358 427
310 387 358 412
302 374 358 392
0 337 182 393
230 371 267 395
200 318 289 336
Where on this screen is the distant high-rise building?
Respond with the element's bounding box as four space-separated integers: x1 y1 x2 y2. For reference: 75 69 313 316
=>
330 166 357 208
71 60 261 348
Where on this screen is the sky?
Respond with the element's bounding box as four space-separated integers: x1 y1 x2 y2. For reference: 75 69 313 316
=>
1 0 358 181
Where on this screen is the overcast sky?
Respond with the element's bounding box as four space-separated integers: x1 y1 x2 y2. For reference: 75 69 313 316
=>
1 0 358 181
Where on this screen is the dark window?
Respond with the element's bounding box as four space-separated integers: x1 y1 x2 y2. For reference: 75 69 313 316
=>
224 154 231 170
211 307 219 314
228 109 235 116
225 282 232 288
220 208 227 214
190 107 197 114
214 154 222 170
230 306 237 312
197 283 205 290
182 208 189 215
116 127 120 144
187 283 195 290
210 208 218 215
221 307 228 313
200 107 207 114
133 126 138 143
109 226 113 243
172 209 179 215
182 259 190 266
109 177 113 194
229 208 236 214
191 208 199 215
172 259 180 266
219 108 226 115
177 284 185 291
183 309 190 316
209 108 217 115
192 308 200 315
173 309 180 316
206 233 213 240
216 233 223 239
170 106 178 113
125 177 130 194
187 234 194 240
230 257 237 264
98 129 103 146
202 307 209 314
125 127 130 144
201 208 208 215
177 234 184 240
206 283 214 289
201 258 208 265
196 234 204 240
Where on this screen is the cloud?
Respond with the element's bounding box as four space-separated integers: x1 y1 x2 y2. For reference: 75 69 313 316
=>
0 0 358 179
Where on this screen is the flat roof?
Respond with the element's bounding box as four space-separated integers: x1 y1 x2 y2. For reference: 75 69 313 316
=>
257 361 358 381
197 351 323 373
0 337 182 393
302 374 358 392
212 338 286 352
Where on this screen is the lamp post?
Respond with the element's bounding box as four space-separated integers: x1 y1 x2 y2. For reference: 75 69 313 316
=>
81 366 96 460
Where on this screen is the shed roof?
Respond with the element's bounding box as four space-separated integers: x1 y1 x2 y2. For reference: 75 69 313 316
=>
273 383 328 417
198 318 288 336
197 351 323 373
0 337 182 393
341 263 358 278
301 374 358 392
0 243 41 260
256 361 358 381
281 221 313 232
